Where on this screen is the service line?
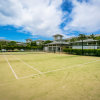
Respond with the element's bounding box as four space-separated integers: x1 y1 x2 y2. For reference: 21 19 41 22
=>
13 55 43 74
19 59 100 79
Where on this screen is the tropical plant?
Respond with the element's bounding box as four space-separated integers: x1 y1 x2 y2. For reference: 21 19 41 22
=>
90 34 96 53
95 36 100 46
8 41 17 46
78 34 86 55
70 37 77 47
43 40 52 44
31 41 37 46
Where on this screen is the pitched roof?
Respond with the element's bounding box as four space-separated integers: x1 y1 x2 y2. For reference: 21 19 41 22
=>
45 41 69 45
53 34 63 37
71 39 98 43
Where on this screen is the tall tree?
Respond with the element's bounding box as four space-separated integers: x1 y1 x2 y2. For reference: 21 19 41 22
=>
78 34 86 55
8 41 17 46
0 41 8 49
70 37 77 47
43 40 52 44
90 34 96 47
0 42 2 50
90 34 96 55
95 36 100 46
31 41 37 46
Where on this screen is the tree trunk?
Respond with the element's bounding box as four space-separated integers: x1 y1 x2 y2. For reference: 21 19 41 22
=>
82 40 83 55
94 40 95 56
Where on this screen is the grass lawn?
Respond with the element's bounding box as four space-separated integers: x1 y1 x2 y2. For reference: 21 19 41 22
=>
0 52 100 100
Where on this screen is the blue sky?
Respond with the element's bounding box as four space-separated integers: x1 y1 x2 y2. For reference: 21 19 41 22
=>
0 0 100 42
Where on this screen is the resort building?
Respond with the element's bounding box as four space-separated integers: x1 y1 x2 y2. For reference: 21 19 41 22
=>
26 39 32 43
16 42 26 46
36 40 44 45
44 34 100 52
71 39 100 49
44 34 69 52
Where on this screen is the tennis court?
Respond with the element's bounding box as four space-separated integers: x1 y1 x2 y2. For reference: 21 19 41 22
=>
0 52 100 100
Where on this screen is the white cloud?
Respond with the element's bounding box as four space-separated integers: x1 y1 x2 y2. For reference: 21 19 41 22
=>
64 0 100 33
0 37 5 39
0 0 63 37
1 0 100 38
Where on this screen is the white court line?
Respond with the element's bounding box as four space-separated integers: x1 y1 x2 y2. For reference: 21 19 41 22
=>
19 59 100 79
13 56 43 74
3 55 18 79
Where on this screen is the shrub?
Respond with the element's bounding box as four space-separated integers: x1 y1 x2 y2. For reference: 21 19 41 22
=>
63 48 100 56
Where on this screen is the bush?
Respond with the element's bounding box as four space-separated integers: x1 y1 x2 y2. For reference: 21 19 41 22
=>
13 49 19 52
63 48 100 56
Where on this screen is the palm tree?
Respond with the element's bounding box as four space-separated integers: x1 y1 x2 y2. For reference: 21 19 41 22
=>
90 34 96 55
78 34 86 55
70 38 76 42
70 37 77 45
0 42 2 51
95 36 100 47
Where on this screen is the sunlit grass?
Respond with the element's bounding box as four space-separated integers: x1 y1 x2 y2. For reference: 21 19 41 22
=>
0 52 100 100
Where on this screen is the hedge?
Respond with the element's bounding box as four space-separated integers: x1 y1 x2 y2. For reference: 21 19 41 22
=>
63 48 100 56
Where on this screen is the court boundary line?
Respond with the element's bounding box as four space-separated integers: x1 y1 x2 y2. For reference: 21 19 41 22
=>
3 55 19 79
18 59 100 79
0 59 100 86
13 55 43 74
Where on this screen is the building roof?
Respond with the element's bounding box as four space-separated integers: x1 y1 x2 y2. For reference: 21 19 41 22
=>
53 34 63 37
16 42 26 46
72 39 98 43
45 41 69 45
26 39 32 41
36 39 44 42
95 34 100 37
65 34 100 40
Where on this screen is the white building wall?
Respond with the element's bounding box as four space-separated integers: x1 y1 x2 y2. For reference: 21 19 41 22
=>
72 46 98 49
44 47 48 51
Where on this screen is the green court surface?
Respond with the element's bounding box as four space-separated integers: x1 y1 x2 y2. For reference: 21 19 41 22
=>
0 52 100 100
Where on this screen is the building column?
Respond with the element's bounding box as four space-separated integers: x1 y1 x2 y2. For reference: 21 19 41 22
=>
52 45 53 51
56 45 57 52
96 42 97 46
60 46 62 52
48 45 49 52
87 42 88 46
